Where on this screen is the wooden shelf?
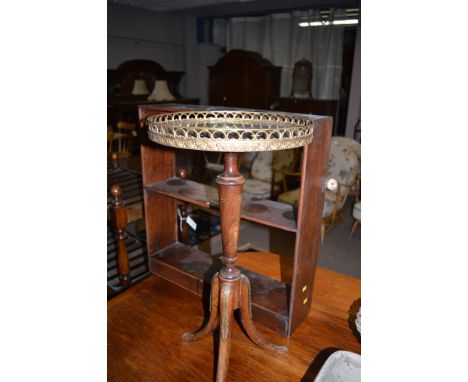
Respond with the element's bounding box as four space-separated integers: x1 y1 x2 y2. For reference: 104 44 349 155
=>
138 104 333 337
145 177 297 232
150 242 290 334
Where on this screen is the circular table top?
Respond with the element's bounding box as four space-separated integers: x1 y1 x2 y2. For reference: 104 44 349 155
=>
146 110 316 152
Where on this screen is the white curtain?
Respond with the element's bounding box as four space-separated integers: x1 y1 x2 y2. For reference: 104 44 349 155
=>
213 10 345 100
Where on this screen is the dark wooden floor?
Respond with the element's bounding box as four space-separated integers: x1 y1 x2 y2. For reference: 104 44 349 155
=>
108 252 361 381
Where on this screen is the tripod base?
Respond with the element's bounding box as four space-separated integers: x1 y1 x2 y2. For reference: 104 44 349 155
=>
183 272 287 382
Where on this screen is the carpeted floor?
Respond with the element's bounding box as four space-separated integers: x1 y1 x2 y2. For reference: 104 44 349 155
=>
318 199 361 279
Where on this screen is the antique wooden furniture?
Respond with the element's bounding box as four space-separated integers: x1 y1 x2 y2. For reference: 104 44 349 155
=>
271 97 338 134
110 121 136 159
291 59 313 98
139 104 332 381
109 185 131 287
108 59 199 129
332 136 361 202
202 152 224 183
107 129 113 155
107 154 146 290
107 153 144 224
108 256 361 381
278 139 358 244
109 59 185 99
349 201 361 238
208 50 282 110
243 149 300 200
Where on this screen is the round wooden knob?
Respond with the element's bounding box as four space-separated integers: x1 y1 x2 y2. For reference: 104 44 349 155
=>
110 184 122 198
177 168 187 179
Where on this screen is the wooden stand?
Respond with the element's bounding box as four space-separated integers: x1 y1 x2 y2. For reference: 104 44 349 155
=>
182 153 287 380
138 104 332 380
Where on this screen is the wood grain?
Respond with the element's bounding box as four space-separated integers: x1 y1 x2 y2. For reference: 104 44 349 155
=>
108 260 360 382
146 177 297 232
289 117 332 335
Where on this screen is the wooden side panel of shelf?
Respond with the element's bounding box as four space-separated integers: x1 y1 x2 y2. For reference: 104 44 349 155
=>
138 106 181 254
288 117 332 335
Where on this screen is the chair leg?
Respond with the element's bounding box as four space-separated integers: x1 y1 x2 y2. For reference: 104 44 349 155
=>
337 209 345 223
321 223 325 245
349 220 360 238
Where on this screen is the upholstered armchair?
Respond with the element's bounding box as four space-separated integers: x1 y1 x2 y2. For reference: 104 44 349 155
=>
332 136 361 201
243 149 300 199
349 200 361 238
278 139 359 242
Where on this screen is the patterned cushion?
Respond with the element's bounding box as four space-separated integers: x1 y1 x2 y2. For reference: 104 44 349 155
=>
332 137 361 183
352 201 361 221
276 188 337 217
250 149 296 183
239 152 257 170
327 140 359 188
277 188 299 205
244 178 281 199
332 137 361 160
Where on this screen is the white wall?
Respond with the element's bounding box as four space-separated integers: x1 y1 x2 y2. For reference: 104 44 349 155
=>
108 3 221 101
185 43 222 104
107 3 187 90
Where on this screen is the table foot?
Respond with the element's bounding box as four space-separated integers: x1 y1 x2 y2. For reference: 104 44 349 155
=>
183 274 220 342
216 281 235 382
239 274 288 354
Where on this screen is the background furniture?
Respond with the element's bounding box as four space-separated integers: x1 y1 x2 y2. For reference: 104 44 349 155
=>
108 59 199 129
208 49 282 109
138 104 332 345
278 138 359 242
271 97 339 134
349 201 361 238
108 59 185 99
110 121 137 160
107 155 148 295
107 129 113 155
291 59 313 98
108 185 131 287
202 152 224 183
243 149 300 200
332 136 361 201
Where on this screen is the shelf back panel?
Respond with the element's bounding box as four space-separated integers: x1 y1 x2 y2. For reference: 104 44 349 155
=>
146 177 297 233
150 242 290 335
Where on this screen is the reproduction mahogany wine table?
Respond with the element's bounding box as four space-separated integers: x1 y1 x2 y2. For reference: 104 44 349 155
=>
143 109 333 381
107 255 361 382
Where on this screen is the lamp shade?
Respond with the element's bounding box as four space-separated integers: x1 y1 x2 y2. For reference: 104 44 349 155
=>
131 79 149 95
147 80 176 102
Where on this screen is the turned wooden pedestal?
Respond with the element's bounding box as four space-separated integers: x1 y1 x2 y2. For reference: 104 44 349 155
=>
182 153 287 381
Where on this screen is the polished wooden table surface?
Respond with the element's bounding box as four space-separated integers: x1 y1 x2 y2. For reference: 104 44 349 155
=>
108 251 361 382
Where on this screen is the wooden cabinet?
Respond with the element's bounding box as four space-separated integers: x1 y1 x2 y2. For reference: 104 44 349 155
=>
272 97 339 134
208 49 282 110
138 104 332 337
108 59 199 127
